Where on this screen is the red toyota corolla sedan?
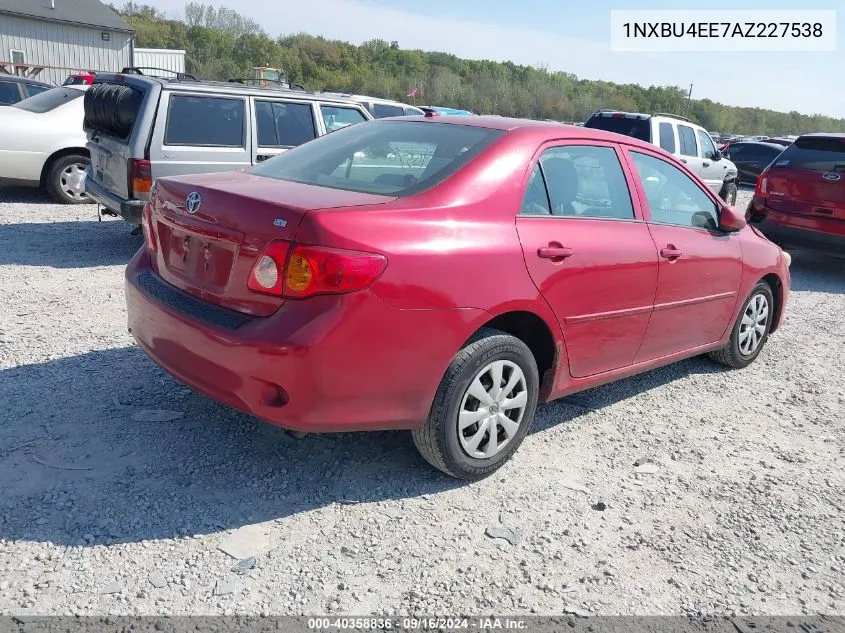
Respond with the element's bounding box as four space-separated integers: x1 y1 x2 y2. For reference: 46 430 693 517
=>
126 115 791 479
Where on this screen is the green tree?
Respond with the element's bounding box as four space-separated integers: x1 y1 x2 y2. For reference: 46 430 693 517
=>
122 5 845 135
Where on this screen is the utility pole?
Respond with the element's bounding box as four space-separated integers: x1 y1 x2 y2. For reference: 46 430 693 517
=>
686 83 693 117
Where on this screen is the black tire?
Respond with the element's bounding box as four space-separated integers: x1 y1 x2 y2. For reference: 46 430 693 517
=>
720 180 738 206
412 328 539 480
45 154 90 204
708 282 774 369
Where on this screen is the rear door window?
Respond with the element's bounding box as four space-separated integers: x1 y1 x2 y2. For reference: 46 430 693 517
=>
775 136 845 171
520 164 552 215
658 122 676 153
538 145 635 220
677 125 698 157
727 144 746 160
24 84 51 98
0 80 21 104
373 103 405 118
255 100 316 147
320 105 367 132
165 95 245 147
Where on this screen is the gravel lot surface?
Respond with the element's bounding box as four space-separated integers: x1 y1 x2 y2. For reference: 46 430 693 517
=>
0 187 843 618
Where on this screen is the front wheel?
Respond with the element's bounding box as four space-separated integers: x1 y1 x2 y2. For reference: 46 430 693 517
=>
412 328 539 480
720 180 738 206
708 282 774 369
46 154 90 204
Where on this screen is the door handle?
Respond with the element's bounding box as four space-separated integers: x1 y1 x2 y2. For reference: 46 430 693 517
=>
257 154 272 162
703 161 710 167
681 158 687 163
660 247 683 260
537 245 574 260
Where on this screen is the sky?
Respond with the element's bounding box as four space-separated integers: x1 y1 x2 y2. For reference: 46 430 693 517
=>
143 0 845 119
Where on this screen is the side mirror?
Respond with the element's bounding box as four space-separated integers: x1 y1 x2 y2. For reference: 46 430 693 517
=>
713 149 722 161
719 204 747 232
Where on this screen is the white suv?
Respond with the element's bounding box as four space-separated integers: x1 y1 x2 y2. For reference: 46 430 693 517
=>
584 110 739 205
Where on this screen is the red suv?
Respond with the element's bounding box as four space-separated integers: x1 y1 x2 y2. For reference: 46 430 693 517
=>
126 116 791 479
749 133 845 256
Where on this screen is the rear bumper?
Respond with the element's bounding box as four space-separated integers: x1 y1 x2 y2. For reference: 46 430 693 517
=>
753 210 845 257
85 176 145 225
125 250 485 432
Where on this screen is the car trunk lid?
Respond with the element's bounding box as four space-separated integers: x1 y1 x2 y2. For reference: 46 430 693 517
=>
148 170 394 317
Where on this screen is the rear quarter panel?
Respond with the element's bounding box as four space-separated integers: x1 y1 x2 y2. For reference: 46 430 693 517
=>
292 129 567 391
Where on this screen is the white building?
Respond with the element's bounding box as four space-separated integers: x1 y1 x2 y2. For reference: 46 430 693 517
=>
0 0 133 85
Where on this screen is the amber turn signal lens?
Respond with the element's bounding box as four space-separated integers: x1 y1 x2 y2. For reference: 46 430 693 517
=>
286 254 313 292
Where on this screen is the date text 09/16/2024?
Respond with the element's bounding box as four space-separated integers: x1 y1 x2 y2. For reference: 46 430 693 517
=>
307 617 528 630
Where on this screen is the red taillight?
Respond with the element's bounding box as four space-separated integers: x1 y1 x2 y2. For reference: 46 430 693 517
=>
247 241 387 299
749 169 770 216
141 202 157 252
755 169 769 195
130 159 152 197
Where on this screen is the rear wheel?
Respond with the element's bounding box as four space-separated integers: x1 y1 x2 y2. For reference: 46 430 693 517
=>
46 154 90 204
708 282 774 369
412 328 539 480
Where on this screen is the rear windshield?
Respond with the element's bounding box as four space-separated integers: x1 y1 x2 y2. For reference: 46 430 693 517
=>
584 114 650 142
14 87 82 113
775 136 845 171
249 120 505 197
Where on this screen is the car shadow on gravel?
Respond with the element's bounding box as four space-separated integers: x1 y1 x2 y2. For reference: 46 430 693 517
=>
534 355 728 433
0 344 734 547
0 220 141 268
0 187 59 205
786 249 844 295
0 346 464 547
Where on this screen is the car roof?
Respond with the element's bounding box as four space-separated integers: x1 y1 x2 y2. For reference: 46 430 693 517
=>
1 76 52 87
797 132 845 140
730 141 785 149
327 93 414 107
387 114 661 149
587 109 697 125
93 72 368 107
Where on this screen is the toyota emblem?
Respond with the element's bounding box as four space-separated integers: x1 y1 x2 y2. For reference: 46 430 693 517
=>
186 191 202 214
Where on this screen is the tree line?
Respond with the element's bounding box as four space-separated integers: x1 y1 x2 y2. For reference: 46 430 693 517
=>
113 2 845 135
